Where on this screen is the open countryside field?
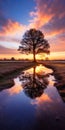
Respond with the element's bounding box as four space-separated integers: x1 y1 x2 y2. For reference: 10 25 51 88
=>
0 61 37 78
0 60 65 101
0 61 38 89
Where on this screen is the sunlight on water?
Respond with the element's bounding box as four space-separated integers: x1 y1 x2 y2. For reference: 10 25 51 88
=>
25 64 53 75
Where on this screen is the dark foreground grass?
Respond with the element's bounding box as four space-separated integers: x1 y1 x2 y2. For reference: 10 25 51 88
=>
0 61 36 77
0 61 38 90
0 61 38 78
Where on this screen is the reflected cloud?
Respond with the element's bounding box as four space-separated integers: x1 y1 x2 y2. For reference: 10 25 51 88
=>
8 78 23 95
8 85 23 95
47 75 56 87
31 93 52 105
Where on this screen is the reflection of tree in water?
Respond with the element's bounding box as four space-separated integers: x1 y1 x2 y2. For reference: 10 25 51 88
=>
19 66 49 99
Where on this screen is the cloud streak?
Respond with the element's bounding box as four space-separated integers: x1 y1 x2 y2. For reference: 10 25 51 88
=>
0 9 26 43
29 0 65 52
29 0 65 35
0 0 65 57
0 45 18 54
0 19 26 37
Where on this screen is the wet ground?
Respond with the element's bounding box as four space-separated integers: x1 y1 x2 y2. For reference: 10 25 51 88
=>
0 64 65 130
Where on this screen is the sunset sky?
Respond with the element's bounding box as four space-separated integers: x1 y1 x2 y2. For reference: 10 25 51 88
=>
0 0 65 60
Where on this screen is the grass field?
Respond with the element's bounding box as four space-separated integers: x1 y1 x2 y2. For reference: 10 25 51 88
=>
0 61 33 75
0 61 38 90
40 61 65 102
0 61 37 78
41 61 65 88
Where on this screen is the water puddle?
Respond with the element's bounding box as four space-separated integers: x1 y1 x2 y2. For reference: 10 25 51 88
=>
0 64 65 130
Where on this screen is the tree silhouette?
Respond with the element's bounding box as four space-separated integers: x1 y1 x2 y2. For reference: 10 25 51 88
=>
19 66 48 99
11 57 15 61
18 28 50 62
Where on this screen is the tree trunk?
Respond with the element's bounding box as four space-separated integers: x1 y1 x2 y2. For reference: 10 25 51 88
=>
33 66 36 87
33 48 36 62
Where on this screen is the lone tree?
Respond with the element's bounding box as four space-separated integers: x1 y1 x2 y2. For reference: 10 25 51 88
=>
18 28 50 62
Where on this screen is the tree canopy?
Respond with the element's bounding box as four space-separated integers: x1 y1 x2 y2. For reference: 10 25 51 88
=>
18 28 50 61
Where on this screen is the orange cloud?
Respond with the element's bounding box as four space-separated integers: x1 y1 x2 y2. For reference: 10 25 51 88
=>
46 29 65 38
29 0 65 38
29 10 53 29
0 19 26 37
49 37 65 52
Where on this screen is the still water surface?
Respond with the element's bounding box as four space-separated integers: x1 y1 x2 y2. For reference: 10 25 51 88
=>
0 64 65 130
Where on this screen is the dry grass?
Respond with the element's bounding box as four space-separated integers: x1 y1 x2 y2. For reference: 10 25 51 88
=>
40 61 65 102
0 61 32 74
0 61 38 89
47 63 65 88
0 61 37 78
40 61 65 88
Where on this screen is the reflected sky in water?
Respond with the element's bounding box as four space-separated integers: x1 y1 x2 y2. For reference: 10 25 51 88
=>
0 64 65 130
24 64 53 75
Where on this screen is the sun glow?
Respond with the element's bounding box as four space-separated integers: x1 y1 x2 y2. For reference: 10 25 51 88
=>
0 51 65 60
25 64 52 75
